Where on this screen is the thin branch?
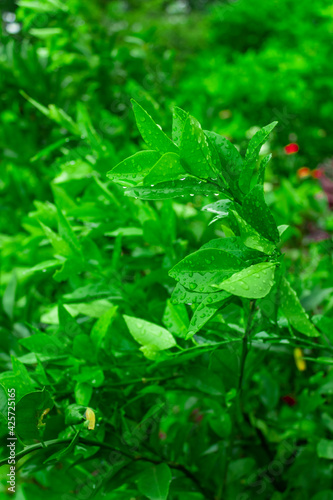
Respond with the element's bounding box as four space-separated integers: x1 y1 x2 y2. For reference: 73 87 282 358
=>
218 299 256 499
0 437 213 498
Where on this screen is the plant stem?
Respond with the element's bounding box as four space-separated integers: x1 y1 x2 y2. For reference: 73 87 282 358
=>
238 300 256 395
218 299 256 499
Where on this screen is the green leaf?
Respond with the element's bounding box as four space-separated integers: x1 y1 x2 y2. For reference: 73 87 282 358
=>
204 130 243 195
132 99 178 154
63 284 122 303
58 303 83 338
239 121 277 193
215 262 277 298
242 185 279 243
201 236 264 263
169 248 246 293
65 404 87 425
202 198 233 218
180 115 215 179
317 439 333 459
139 345 162 360
2 357 35 400
210 347 241 391
125 177 217 200
75 383 93 406
231 210 276 254
258 154 272 184
162 299 189 339
280 277 320 337
39 221 73 257
205 132 226 180
123 315 176 351
2 272 17 319
20 333 63 356
57 208 82 255
143 152 188 185
209 408 232 438
172 106 188 146
312 315 333 342
21 91 79 135
219 211 241 236
73 334 95 361
44 429 80 464
23 260 61 276
278 225 289 237
171 283 227 306
90 305 118 348
16 389 54 443
245 122 277 166
74 367 104 387
187 292 230 338
184 366 225 395
137 463 172 500
107 151 161 186
30 27 63 38
53 257 85 282
17 0 68 13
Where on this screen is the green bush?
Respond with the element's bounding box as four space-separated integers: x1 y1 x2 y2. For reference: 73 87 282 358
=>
1 100 332 499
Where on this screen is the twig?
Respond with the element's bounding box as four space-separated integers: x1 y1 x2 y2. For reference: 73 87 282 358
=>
0 437 213 498
218 300 256 499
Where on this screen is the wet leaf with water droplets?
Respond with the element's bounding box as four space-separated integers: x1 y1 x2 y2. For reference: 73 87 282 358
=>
125 177 217 200
216 262 277 298
202 198 233 218
280 277 320 337
171 283 227 305
162 299 189 339
201 236 264 263
107 150 160 186
204 130 243 197
186 291 230 339
231 210 276 255
180 115 215 179
169 248 246 293
242 184 279 243
172 106 188 146
258 154 272 184
123 315 176 352
245 122 277 166
239 121 277 193
143 152 188 185
132 99 178 154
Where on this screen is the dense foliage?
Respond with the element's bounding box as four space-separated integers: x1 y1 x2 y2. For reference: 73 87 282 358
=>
0 1 333 499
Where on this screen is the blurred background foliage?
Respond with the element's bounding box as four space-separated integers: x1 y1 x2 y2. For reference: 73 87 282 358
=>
1 0 333 236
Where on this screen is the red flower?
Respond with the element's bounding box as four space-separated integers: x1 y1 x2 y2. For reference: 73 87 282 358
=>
281 395 297 407
189 408 203 423
311 168 324 179
284 143 299 154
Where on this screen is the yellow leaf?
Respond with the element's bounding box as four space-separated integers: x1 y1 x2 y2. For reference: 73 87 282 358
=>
294 348 306 371
38 408 50 428
84 407 96 430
